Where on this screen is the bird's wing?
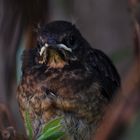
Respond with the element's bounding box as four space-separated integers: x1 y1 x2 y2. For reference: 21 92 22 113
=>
87 48 121 100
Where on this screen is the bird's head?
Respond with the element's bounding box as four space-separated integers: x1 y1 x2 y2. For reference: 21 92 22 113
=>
36 21 86 68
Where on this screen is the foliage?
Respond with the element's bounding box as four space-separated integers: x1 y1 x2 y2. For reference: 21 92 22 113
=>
25 112 65 140
25 111 34 140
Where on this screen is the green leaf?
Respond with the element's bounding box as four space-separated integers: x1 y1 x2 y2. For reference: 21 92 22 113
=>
37 117 65 140
45 131 65 140
25 110 33 140
42 117 63 133
43 124 62 136
38 131 65 140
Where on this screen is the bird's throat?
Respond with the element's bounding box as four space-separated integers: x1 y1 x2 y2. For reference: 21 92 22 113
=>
47 49 67 68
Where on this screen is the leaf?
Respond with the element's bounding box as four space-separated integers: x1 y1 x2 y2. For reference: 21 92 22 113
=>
42 117 63 133
43 124 62 136
37 117 65 140
25 110 33 140
38 131 65 140
45 131 65 140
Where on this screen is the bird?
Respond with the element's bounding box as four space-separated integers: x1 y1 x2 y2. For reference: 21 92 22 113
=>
17 20 121 140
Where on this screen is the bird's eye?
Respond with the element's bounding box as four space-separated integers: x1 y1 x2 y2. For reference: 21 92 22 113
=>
62 35 75 47
69 35 75 46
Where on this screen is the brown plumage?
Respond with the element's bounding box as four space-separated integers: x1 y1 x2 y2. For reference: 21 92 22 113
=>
17 21 120 140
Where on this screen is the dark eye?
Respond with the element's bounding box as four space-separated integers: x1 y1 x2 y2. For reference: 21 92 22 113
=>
62 35 75 47
69 35 75 46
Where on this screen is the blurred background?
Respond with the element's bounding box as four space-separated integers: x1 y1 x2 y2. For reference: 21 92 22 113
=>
0 0 140 139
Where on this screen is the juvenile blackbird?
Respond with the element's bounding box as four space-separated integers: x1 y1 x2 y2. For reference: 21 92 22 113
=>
17 21 120 140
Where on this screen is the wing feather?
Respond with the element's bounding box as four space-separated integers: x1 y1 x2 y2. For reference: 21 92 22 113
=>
86 48 121 100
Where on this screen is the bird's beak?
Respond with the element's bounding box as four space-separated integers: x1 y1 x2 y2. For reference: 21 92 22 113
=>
39 43 72 57
56 44 72 52
39 43 49 56
38 43 73 65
